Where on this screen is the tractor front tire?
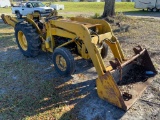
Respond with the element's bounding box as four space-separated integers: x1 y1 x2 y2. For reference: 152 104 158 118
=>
101 42 108 59
15 22 41 57
53 47 75 76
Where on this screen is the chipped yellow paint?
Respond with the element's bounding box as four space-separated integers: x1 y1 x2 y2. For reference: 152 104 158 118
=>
96 71 126 110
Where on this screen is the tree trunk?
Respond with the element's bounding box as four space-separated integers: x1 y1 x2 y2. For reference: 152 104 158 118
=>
102 0 115 17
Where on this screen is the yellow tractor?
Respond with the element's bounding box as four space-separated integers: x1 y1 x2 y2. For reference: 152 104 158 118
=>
1 12 157 110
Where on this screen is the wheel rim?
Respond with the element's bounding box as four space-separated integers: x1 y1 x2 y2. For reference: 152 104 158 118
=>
18 31 28 51
56 55 67 71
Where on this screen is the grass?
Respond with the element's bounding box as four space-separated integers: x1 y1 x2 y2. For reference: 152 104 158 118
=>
0 2 139 15
0 23 70 119
45 2 138 13
0 2 154 18
0 7 11 13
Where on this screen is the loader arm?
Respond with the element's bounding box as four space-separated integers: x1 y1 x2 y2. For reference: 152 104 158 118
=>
48 17 157 110
49 17 125 75
1 14 18 27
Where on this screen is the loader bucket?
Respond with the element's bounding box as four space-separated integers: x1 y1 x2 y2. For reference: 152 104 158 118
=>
96 46 157 110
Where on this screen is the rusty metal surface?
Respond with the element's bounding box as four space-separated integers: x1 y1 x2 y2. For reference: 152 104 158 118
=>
123 76 155 110
133 45 143 54
122 92 132 101
109 47 157 73
109 58 121 69
108 47 157 110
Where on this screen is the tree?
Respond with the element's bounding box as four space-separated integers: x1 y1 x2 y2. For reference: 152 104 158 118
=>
102 0 115 17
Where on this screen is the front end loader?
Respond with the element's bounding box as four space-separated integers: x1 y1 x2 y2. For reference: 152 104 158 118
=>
1 13 157 110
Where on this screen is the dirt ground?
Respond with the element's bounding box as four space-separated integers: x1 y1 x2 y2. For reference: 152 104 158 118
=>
0 14 160 120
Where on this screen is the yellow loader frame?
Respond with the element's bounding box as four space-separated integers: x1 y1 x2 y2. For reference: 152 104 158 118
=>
1 13 157 110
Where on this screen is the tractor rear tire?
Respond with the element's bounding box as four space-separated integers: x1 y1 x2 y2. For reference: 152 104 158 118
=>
101 42 108 59
52 47 75 76
15 22 41 57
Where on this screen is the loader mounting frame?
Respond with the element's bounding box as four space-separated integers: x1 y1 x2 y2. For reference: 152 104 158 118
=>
1 14 157 110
